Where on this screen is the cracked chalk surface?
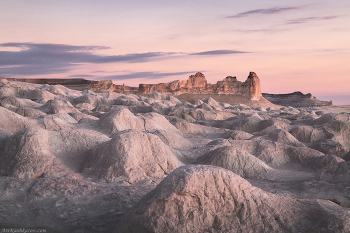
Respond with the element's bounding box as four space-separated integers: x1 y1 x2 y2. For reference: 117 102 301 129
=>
0 78 350 232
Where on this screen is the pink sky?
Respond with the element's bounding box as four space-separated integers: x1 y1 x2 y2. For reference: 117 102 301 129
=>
0 0 349 104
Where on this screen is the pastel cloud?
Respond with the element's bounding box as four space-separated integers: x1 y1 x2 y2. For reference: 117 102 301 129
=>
286 16 340 24
0 43 248 76
0 43 177 76
227 6 302 18
190 50 249 55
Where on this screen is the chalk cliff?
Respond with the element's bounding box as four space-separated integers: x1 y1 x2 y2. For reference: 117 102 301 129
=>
138 72 262 100
262 91 333 108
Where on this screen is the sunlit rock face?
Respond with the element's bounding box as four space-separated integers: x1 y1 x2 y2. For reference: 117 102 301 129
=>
262 91 333 108
138 72 262 100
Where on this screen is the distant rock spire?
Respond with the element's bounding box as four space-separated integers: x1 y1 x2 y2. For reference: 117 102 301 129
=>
246 72 262 100
187 72 207 89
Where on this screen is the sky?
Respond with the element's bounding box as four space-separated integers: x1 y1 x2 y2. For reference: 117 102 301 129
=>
0 0 349 104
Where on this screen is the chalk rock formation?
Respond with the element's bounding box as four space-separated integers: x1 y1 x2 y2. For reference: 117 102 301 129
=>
0 106 37 133
0 127 77 179
245 71 261 100
138 72 262 100
263 91 332 108
82 131 182 184
117 165 350 233
187 72 207 89
0 75 348 232
198 146 272 178
89 79 116 93
38 99 80 114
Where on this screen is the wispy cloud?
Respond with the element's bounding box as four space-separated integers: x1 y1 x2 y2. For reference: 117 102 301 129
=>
286 16 340 24
92 70 126 74
0 43 247 77
190 50 249 55
0 64 73 76
0 43 176 76
231 15 340 34
0 43 110 51
90 52 175 63
227 6 302 18
99 71 198 81
69 74 96 78
232 28 279 33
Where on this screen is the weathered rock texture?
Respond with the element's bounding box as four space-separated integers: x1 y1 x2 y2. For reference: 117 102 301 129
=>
82 131 182 184
3 77 138 93
90 79 138 93
117 165 350 233
0 77 348 233
0 127 78 179
263 91 333 108
3 74 334 108
139 72 262 100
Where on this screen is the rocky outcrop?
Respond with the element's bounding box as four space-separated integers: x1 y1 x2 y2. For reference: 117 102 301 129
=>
263 91 333 107
89 79 138 93
0 127 79 179
89 79 116 92
117 165 350 233
3 75 333 108
2 77 138 93
138 72 262 100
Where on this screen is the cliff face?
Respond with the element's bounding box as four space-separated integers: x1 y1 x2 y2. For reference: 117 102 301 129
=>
3 77 138 93
262 91 333 108
90 80 138 93
138 72 262 100
90 79 116 92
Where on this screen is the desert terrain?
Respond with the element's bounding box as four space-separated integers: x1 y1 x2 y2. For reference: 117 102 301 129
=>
0 73 350 232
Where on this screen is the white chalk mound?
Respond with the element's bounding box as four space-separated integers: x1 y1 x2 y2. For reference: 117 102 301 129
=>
117 165 350 233
0 127 78 179
82 131 183 184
